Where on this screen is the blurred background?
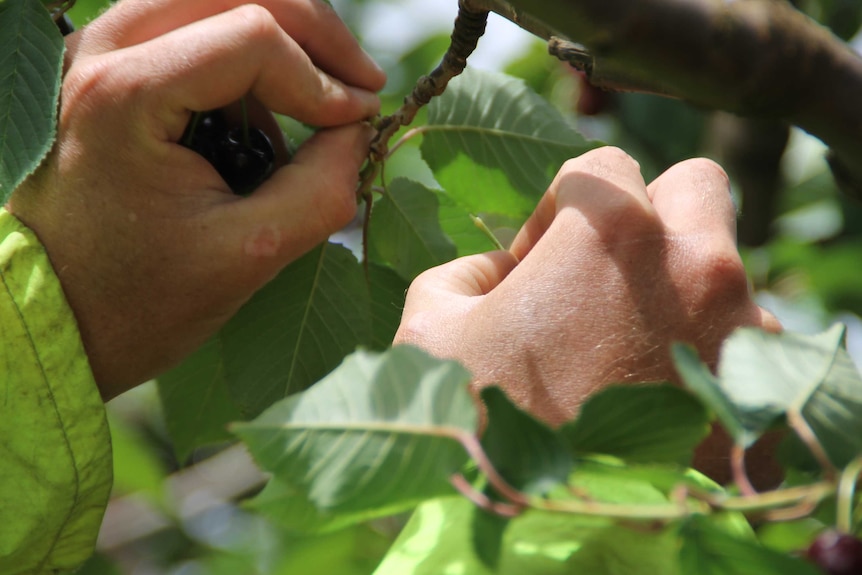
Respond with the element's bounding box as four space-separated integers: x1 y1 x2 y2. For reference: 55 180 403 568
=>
65 0 862 572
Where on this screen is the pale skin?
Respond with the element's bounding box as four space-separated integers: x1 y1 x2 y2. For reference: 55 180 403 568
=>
395 146 783 485
10 0 779 482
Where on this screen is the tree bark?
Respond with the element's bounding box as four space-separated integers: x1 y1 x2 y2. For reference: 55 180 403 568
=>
467 0 862 197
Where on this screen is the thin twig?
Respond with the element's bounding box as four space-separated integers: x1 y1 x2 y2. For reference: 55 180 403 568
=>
369 1 489 160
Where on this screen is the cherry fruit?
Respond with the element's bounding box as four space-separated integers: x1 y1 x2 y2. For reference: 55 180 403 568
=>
806 530 862 575
180 110 275 196
214 127 275 196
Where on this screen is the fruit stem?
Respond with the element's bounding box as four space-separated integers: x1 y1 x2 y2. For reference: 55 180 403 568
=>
240 97 250 146
183 112 203 147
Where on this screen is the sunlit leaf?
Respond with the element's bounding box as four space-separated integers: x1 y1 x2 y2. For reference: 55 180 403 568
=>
0 0 64 201
472 387 573 568
422 68 596 220
233 346 477 525
679 515 821 575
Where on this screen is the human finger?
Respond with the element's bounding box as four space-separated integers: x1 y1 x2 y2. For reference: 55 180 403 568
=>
510 146 652 261
394 251 518 348
205 123 372 286
647 158 737 240
67 6 380 142
68 0 385 92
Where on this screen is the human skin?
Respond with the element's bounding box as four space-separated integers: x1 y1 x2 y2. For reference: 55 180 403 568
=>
8 0 386 400
395 146 783 485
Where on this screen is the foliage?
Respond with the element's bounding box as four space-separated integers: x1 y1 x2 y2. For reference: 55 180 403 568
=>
6 0 862 574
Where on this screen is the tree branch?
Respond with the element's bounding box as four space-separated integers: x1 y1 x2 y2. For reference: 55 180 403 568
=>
469 0 862 197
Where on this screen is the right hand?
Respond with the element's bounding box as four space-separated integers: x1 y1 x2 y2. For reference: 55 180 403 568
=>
9 0 385 399
395 147 783 485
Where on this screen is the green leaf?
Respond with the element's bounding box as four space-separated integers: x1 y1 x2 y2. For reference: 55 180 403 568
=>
675 325 862 465
157 337 241 462
374 495 681 575
436 192 500 257
159 243 371 456
481 387 573 496
368 263 409 351
472 387 573 569
245 478 390 534
233 346 477 526
421 68 596 220
368 178 457 280
679 515 821 575
223 242 371 417
562 383 712 466
0 0 64 201
673 344 755 445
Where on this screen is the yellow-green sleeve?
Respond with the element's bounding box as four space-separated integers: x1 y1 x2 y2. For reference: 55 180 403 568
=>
0 208 113 574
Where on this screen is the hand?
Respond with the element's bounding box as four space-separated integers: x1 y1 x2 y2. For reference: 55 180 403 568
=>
8 0 385 399
395 146 780 423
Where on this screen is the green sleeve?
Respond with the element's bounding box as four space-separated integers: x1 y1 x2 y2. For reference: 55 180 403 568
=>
0 208 113 574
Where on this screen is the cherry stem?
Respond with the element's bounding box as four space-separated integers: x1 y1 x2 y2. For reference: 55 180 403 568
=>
240 97 250 146
183 112 203 147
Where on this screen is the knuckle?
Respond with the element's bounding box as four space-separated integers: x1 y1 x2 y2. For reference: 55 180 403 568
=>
688 246 751 307
232 4 280 41
62 58 120 112
685 157 731 188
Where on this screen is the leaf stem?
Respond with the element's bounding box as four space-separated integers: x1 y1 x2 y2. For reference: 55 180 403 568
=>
837 456 862 534
787 408 837 480
730 443 757 497
470 215 505 251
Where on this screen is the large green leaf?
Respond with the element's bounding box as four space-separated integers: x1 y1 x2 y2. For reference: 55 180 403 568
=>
157 337 241 462
368 178 457 281
421 68 596 220
374 463 695 575
679 515 821 575
160 242 371 457
0 0 64 201
223 242 371 417
562 383 712 466
233 346 477 524
675 325 862 465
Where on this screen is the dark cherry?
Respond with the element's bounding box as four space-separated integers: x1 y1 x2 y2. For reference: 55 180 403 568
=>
806 530 862 575
213 127 275 196
180 111 275 195
181 110 227 166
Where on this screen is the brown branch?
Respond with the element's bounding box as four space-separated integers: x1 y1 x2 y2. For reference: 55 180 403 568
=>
470 0 862 197
370 1 489 160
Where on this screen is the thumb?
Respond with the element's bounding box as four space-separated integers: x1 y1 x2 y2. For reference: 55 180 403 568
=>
395 251 517 348
402 251 518 311
214 123 372 283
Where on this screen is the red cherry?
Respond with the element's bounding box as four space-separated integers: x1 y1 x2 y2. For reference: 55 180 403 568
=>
806 530 862 575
